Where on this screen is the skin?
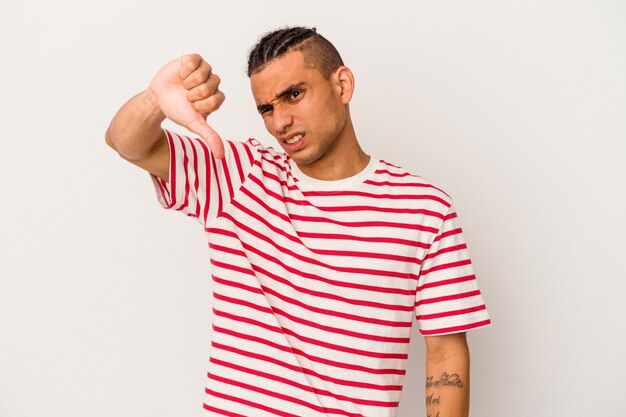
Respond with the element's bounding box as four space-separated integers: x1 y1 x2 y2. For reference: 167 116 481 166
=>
425 332 470 417
250 50 370 180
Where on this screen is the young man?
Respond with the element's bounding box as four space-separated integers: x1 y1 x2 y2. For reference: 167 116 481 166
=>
106 27 490 417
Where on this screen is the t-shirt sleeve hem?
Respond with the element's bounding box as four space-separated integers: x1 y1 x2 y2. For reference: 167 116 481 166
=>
149 128 179 210
419 319 492 337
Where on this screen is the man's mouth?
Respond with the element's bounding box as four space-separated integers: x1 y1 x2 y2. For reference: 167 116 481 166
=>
285 134 304 145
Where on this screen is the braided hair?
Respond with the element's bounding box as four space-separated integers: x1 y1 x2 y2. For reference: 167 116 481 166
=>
247 26 344 79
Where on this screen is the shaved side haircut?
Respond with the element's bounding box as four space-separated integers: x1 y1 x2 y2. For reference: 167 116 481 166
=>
247 26 344 79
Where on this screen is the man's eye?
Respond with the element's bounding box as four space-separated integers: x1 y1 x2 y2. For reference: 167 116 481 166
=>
290 91 301 99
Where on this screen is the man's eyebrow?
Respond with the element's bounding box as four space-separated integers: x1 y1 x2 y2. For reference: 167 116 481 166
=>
256 82 307 113
275 82 307 100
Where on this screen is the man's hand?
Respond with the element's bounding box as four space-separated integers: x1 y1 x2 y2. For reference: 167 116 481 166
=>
148 54 225 158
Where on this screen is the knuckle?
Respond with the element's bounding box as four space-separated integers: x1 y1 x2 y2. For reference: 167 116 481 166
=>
182 54 199 67
213 93 225 108
198 83 210 96
189 71 204 85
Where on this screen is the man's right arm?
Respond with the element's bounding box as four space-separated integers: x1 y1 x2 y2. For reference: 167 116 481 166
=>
105 89 170 181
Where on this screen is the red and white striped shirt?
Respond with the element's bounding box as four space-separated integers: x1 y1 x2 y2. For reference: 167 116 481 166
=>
150 128 491 417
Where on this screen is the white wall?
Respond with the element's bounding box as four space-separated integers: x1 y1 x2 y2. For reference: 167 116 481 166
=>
1 1 624 416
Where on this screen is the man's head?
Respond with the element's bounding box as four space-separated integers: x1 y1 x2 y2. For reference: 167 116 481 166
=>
247 27 357 169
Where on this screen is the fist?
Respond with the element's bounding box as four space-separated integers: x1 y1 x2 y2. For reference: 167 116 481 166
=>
149 54 225 158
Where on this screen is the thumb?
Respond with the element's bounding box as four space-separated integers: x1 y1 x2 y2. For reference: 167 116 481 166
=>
187 118 225 159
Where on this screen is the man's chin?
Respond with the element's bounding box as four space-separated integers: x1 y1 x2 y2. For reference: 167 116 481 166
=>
289 150 322 168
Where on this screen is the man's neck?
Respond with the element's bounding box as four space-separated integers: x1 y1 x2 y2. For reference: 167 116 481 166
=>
296 119 370 181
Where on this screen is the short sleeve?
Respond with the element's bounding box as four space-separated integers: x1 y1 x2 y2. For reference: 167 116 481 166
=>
149 128 257 227
414 203 491 336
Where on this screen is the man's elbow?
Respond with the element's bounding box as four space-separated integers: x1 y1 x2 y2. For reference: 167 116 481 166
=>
105 126 116 149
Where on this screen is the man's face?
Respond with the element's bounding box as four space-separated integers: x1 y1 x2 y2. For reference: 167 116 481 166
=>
250 51 347 167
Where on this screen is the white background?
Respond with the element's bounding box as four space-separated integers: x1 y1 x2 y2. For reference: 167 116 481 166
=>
1 1 625 416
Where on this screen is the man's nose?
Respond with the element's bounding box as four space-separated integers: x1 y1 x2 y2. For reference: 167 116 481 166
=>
272 105 293 134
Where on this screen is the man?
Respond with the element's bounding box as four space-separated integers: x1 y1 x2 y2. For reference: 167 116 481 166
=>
106 26 490 417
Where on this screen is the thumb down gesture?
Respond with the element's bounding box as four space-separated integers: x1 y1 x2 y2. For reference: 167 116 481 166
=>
149 54 225 158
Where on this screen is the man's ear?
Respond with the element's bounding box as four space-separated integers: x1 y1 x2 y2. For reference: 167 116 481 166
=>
333 66 355 104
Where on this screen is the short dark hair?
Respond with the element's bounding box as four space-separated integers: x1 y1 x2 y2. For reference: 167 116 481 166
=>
247 26 344 79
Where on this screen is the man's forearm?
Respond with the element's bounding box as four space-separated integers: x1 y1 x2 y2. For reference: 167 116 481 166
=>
106 89 166 160
424 334 470 417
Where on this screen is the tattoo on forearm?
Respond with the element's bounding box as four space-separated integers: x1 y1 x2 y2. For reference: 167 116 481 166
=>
426 392 441 405
426 371 464 389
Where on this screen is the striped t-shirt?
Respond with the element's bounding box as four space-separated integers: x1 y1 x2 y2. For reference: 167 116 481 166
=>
150 128 491 417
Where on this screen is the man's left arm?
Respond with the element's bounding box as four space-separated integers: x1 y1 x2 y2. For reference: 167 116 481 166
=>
424 332 470 417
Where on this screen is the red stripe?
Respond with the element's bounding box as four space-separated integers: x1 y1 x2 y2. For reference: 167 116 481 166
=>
248 172 448 223
154 177 168 203
214 288 410 342
189 137 201 218
374 169 416 177
202 403 248 417
210 357 399 408
219 212 420 280
415 289 482 307
213 291 270 314
417 274 476 292
210 151 223 214
250 264 414 310
176 134 192 213
300 190 449 207
420 259 472 276
212 257 414 309
311 205 444 215
260 159 291 177
243 140 255 165
211 192 429 247
240 185 290 220
204 387 301 417
379 159 402 169
209 243 415 296
298 230 429 248
190 138 212 225
416 304 487 320
163 130 177 209
221 145 235 200
211 325 406 376
213 252 413 306
288 212 438 233
270 304 410 342
364 180 449 197
229 200 422 264
257 282 412 327
210 259 256 276
432 227 463 243
214 309 408 359
255 168 446 215
364 180 434 188
424 243 468 260
207 372 367 417
420 319 491 336
212 270 411 327
212 275 264 295
229 141 245 184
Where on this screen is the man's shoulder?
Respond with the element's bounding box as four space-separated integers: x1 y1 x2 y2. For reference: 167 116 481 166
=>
374 158 451 198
